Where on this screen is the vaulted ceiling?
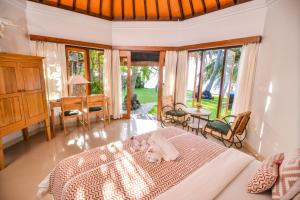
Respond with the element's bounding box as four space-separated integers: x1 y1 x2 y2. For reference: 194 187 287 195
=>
28 0 252 21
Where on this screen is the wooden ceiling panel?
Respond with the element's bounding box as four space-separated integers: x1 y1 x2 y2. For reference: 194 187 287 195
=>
158 0 169 19
89 0 100 14
146 0 157 20
28 0 252 21
204 0 218 12
60 0 73 8
102 0 112 18
42 0 58 6
135 0 146 19
181 0 192 17
124 0 134 19
192 0 204 15
169 0 181 19
220 0 235 8
113 0 123 19
76 0 88 12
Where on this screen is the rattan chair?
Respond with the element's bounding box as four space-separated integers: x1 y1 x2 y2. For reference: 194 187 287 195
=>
160 95 188 127
84 95 106 130
202 111 251 148
61 97 85 136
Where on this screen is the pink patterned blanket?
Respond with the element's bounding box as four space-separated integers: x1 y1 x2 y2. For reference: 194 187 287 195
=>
49 127 225 200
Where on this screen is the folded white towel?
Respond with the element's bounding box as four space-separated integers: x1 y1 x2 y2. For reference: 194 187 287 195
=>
148 132 179 161
130 137 149 152
145 144 163 163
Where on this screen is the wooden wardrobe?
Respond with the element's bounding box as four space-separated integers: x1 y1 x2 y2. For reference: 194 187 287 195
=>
0 52 51 170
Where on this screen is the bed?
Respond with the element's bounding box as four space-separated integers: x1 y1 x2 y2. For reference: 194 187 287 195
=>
38 127 272 200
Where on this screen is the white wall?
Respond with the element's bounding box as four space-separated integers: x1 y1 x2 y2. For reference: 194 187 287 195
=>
248 0 300 156
26 1 112 45
112 0 267 46
0 0 30 53
26 0 267 47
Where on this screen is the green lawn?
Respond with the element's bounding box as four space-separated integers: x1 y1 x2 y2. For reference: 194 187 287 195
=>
186 91 232 119
122 88 158 104
122 88 232 118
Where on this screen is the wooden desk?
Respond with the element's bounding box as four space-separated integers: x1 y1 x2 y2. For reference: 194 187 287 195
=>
49 96 111 131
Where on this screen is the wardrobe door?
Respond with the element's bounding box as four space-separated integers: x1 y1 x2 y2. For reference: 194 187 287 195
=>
0 62 26 135
18 61 47 125
0 62 19 95
0 94 26 135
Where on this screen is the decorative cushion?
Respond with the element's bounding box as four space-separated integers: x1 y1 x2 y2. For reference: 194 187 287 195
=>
89 106 102 112
206 120 230 134
64 110 80 116
247 153 284 193
166 110 186 117
272 149 300 200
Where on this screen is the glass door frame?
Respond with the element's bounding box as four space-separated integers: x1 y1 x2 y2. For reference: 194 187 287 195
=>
120 50 165 120
120 50 131 119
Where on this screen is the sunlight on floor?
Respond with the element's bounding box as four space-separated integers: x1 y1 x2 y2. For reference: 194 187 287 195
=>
93 130 107 139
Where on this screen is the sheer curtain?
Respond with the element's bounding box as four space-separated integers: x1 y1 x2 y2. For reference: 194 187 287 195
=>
111 50 122 119
30 41 68 101
175 50 189 104
103 49 112 113
164 51 178 97
232 43 259 114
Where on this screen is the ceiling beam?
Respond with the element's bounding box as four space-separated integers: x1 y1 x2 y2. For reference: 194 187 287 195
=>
155 0 160 20
178 0 184 20
216 0 221 9
111 0 114 19
189 0 195 16
122 0 125 20
72 0 76 10
133 0 136 19
99 0 103 16
200 0 207 13
87 0 91 14
167 0 172 20
144 0 148 20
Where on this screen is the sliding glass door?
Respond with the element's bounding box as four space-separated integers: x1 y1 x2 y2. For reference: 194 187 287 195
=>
187 47 241 119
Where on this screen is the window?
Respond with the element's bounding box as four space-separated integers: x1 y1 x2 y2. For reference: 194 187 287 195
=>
89 49 104 94
66 46 104 95
187 47 241 119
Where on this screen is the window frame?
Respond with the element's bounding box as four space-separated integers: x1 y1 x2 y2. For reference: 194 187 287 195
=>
188 45 242 118
65 45 104 96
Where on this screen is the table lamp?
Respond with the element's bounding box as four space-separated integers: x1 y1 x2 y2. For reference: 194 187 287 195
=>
68 75 89 96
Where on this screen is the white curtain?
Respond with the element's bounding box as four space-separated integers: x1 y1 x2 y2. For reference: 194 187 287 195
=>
111 50 122 119
103 49 112 113
175 51 189 104
30 41 68 101
164 51 178 97
232 43 259 114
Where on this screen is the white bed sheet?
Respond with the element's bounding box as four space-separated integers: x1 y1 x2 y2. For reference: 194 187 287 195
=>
216 159 272 200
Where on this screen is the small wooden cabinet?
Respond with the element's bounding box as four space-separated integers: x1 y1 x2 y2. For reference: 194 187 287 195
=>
0 52 51 170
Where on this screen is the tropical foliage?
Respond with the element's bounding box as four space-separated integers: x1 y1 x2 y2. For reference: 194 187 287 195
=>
89 50 104 94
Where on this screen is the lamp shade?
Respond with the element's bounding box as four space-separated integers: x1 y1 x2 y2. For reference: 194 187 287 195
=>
68 75 90 85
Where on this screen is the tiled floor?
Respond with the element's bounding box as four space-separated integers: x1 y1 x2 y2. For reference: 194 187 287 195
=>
0 118 254 200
